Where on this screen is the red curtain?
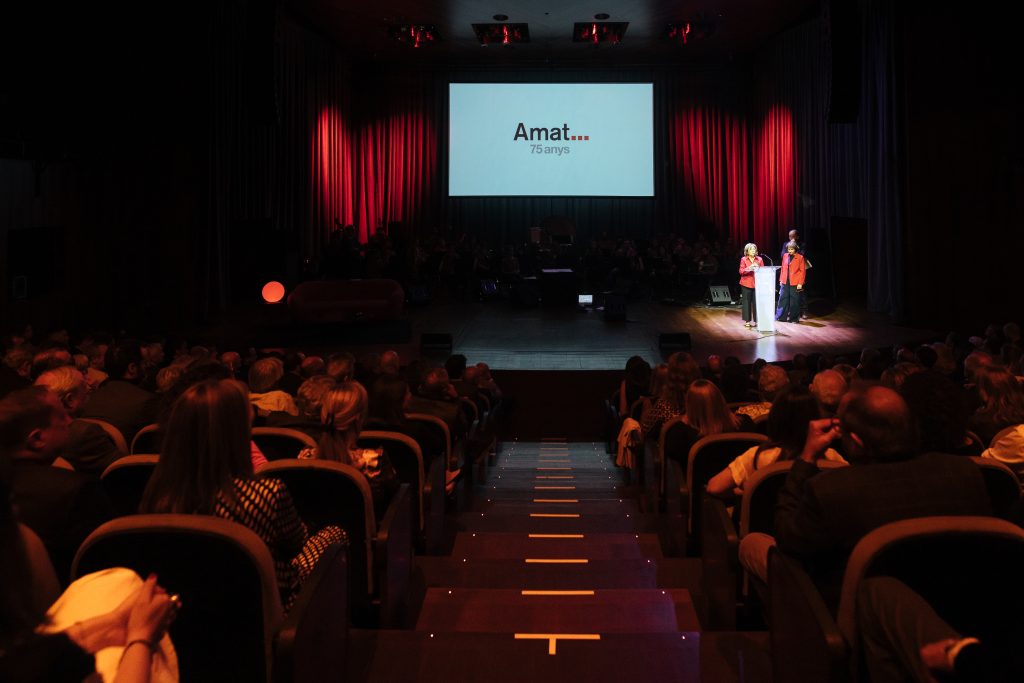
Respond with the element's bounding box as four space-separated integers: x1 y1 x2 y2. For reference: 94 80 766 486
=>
670 105 750 245
752 104 796 248
312 106 356 236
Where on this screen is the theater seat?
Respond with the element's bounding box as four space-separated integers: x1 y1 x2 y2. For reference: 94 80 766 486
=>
101 455 159 517
72 514 348 683
79 418 129 455
258 459 413 628
251 427 319 460
130 423 161 454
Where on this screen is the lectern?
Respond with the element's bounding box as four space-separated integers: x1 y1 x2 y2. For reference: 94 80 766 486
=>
754 266 781 333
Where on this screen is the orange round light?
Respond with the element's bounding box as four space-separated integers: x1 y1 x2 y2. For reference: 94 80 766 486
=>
261 281 286 304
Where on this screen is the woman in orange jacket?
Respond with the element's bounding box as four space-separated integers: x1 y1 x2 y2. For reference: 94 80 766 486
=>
775 241 806 323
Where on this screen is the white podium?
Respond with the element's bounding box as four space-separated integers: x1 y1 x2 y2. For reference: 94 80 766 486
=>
754 266 781 333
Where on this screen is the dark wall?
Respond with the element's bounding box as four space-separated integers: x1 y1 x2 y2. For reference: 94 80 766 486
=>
901 5 1024 330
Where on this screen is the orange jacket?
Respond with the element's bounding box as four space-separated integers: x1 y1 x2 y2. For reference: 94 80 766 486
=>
780 252 805 286
738 256 763 289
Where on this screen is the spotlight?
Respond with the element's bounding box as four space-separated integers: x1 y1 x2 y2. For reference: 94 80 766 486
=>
572 21 628 45
387 24 440 48
262 281 286 304
473 23 530 45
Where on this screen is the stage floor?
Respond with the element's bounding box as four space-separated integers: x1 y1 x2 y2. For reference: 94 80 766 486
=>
409 298 938 370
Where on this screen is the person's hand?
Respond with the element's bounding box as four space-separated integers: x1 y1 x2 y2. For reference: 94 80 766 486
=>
800 418 840 463
796 284 803 290
124 574 179 644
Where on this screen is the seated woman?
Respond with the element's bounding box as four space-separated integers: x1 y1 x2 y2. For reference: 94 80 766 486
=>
368 374 445 470
640 352 702 440
972 366 1024 476
662 379 750 464
139 379 344 611
1 456 179 683
707 385 846 498
313 381 399 521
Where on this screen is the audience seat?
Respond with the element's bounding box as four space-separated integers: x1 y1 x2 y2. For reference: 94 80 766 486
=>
769 516 1024 683
72 514 348 683
79 418 129 455
359 429 446 554
252 427 318 461
130 423 161 454
665 432 768 555
100 455 159 517
701 460 846 630
258 459 413 628
968 456 1020 518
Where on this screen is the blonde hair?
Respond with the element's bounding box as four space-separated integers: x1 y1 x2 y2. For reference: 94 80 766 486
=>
34 366 87 407
743 243 758 257
317 381 368 463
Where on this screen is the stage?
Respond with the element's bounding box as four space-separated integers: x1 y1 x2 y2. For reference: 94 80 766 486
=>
405 297 937 370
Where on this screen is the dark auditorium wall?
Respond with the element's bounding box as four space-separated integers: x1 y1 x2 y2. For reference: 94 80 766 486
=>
900 5 1024 330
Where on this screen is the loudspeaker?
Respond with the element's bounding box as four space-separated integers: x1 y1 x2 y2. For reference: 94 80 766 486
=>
659 332 692 355
603 294 627 321
420 333 452 355
826 0 862 123
706 285 733 305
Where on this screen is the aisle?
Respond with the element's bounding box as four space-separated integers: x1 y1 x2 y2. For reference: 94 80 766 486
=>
352 440 704 682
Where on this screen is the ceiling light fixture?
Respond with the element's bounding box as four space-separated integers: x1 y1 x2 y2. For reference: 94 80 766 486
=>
387 24 440 48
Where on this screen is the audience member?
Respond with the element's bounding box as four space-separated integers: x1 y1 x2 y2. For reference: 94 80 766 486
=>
368 374 445 468
662 379 747 465
808 369 848 417
140 379 344 609
830 363 859 388
708 385 845 498
741 386 992 610
265 375 334 439
29 348 74 381
313 381 398 520
300 355 325 378
640 351 702 439
857 348 885 380
220 350 243 379
0 387 114 582
881 361 923 390
617 356 651 416
35 367 122 477
970 367 1024 477
408 367 467 438
326 351 355 382
735 363 789 422
80 340 160 450
248 357 298 417
279 350 305 395
900 371 981 456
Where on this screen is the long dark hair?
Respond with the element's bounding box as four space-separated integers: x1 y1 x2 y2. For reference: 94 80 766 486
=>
141 379 253 514
754 385 824 468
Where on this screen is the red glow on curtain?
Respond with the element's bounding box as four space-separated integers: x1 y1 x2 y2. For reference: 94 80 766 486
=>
671 106 749 244
753 105 796 247
313 107 355 236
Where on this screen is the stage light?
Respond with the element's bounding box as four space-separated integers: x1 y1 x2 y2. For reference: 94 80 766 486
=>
572 21 628 45
473 22 530 46
387 24 440 48
262 281 286 304
665 15 717 45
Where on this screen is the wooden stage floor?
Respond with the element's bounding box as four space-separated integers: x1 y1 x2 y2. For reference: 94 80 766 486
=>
409 299 938 370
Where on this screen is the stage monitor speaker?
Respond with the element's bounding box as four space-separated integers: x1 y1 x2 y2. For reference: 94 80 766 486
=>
420 332 452 355
706 285 733 305
659 332 692 355
603 294 627 321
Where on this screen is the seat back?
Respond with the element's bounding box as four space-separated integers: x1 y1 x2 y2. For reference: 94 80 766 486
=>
252 427 318 461
837 516 1024 658
686 433 768 548
406 413 451 467
130 423 161 454
100 455 159 517
358 430 424 532
72 514 284 683
78 418 128 455
741 460 847 537
969 456 1021 518
258 459 376 599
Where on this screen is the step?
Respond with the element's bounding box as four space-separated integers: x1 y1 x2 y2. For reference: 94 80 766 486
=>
480 486 628 501
474 499 643 515
348 629 700 683
415 587 699 633
451 532 664 560
416 556 663 589
457 510 659 534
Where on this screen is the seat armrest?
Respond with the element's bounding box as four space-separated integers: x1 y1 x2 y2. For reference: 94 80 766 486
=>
701 496 739 630
375 483 413 628
424 456 446 554
768 549 849 683
274 540 349 683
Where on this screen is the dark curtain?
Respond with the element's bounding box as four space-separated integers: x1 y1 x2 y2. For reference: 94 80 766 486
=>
751 0 905 318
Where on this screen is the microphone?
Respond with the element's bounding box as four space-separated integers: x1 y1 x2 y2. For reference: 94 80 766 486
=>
759 253 774 266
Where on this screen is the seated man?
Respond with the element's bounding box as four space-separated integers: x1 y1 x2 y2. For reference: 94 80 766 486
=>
1 387 114 583
248 357 298 417
740 386 992 610
808 369 848 417
80 339 160 445
35 367 121 477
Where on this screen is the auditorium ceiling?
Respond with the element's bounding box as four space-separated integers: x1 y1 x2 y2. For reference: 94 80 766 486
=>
285 0 819 66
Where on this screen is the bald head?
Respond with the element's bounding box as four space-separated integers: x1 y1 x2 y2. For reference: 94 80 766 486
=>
838 386 917 462
810 369 847 415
